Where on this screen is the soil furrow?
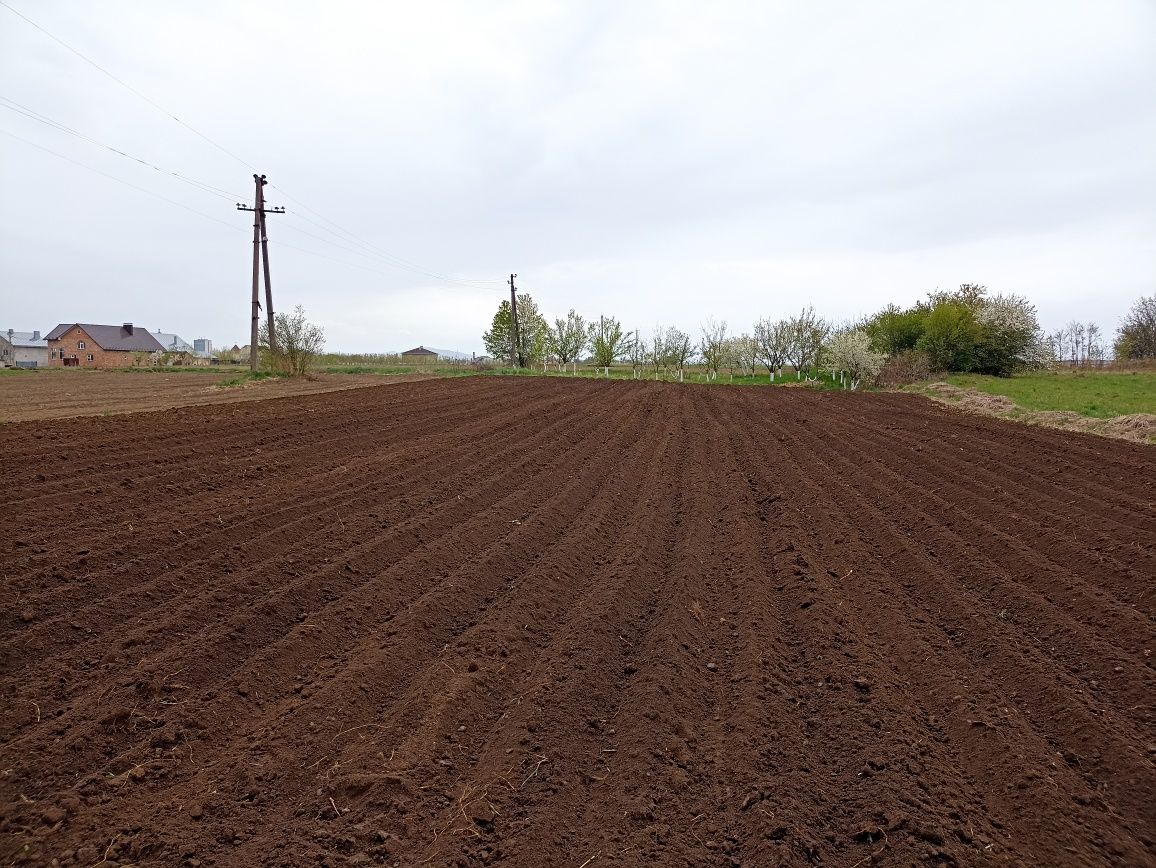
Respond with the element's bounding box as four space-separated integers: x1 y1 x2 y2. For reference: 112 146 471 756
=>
2 378 1152 868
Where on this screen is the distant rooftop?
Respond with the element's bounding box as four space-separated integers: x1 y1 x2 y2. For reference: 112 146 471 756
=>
152 330 193 352
3 329 47 348
45 323 164 353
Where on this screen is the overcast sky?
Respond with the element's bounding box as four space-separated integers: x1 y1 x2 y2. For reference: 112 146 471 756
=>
2 0 1154 354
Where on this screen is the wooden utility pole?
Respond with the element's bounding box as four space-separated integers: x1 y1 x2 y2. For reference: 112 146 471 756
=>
508 273 520 368
237 175 285 372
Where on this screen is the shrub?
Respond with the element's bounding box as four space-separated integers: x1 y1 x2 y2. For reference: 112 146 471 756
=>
261 305 325 376
875 349 932 386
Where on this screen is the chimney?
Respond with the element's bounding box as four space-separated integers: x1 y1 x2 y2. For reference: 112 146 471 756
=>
123 322 134 335
32 330 40 341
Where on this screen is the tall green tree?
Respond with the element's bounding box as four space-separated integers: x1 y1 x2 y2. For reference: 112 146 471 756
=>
483 299 514 363
865 304 925 355
917 301 980 372
483 294 547 367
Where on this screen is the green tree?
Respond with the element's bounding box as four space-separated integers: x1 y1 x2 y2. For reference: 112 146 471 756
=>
588 314 626 369
548 309 588 369
483 294 547 367
864 284 1041 376
865 304 925 355
483 299 514 363
917 301 980 372
1114 294 1156 359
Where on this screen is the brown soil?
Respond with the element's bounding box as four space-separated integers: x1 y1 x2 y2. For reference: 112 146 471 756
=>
0 371 435 423
2 378 1153 867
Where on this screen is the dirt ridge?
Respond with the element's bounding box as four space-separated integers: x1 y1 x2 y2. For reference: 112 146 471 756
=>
2 378 1153 866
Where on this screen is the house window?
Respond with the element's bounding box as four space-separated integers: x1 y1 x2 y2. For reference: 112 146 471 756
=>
86 353 95 362
78 340 86 349
50 349 57 359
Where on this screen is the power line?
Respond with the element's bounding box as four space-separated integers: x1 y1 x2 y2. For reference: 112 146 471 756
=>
0 127 243 232
0 96 245 200
4 124 514 293
268 184 504 288
1 0 508 291
0 0 258 173
276 212 504 287
2 126 499 287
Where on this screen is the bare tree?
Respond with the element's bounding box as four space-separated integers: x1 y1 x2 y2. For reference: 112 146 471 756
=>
753 316 791 381
649 325 667 380
627 330 647 379
734 333 757 376
1085 322 1104 366
665 326 693 381
786 306 830 377
720 336 741 380
1065 320 1085 366
1046 327 1066 366
699 317 728 381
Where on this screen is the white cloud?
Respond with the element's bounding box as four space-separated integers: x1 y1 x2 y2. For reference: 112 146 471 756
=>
2 0 1153 353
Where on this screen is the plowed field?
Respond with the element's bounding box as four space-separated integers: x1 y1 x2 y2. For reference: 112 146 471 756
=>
2 377 1153 867
0 371 433 423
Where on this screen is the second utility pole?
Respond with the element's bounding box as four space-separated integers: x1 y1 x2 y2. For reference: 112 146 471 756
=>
509 273 520 368
237 174 285 372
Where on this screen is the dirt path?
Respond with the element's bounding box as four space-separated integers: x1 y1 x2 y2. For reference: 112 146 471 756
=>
0 370 435 422
1 379 1153 866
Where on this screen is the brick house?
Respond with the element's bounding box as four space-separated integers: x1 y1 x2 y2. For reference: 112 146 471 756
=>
45 323 164 368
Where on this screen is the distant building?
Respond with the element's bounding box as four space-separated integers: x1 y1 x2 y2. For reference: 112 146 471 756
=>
1 329 49 368
45 322 163 367
400 346 439 364
152 330 193 353
193 338 213 356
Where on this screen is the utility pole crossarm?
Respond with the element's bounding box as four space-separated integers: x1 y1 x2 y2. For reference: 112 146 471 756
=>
240 173 283 372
